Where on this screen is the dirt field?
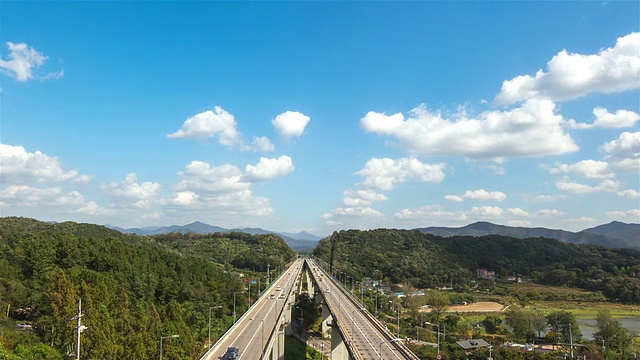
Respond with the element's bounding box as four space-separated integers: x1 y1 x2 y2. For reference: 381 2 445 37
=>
447 301 506 313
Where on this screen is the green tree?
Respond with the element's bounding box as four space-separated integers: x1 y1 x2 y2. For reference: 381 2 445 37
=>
428 292 449 324
482 315 502 334
546 310 581 342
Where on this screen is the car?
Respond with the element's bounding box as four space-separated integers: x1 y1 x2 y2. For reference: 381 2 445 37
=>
221 346 240 359
276 285 281 291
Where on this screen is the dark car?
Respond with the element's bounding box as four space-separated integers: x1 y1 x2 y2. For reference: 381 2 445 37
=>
221 346 239 359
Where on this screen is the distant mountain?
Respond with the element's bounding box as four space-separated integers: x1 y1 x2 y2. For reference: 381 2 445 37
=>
580 221 640 243
106 222 321 252
416 221 639 249
279 231 323 242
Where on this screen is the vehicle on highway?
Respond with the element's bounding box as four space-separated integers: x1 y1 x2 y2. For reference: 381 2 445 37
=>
220 346 239 359
276 285 281 291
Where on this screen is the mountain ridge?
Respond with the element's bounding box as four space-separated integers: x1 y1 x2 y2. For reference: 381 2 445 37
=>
105 222 321 252
416 220 639 249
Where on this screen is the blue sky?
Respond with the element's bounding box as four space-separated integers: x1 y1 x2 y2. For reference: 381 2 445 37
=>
1 2 638 235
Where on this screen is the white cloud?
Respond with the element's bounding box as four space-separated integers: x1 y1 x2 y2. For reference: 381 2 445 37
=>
175 161 248 193
463 189 507 201
100 173 161 209
617 189 640 199
536 209 566 217
508 207 530 217
495 32 640 105
606 209 640 223
602 131 640 172
524 193 565 202
488 165 506 175
0 184 101 214
360 98 578 159
101 173 161 199
394 205 468 222
343 189 388 207
246 136 275 152
272 111 311 140
168 191 200 206
244 155 294 181
549 160 615 179
168 106 241 145
0 144 84 184
444 195 464 202
555 177 621 194
356 157 446 190
0 42 48 81
569 107 640 129
469 206 505 218
322 206 384 219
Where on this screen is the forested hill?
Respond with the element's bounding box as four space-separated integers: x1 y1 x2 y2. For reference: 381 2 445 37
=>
151 231 296 272
312 229 640 304
0 217 290 359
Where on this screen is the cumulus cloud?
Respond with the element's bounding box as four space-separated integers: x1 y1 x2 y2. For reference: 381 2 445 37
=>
463 189 507 201
394 205 468 222
495 32 640 105
168 106 241 145
356 157 446 190
322 206 384 219
169 157 295 221
272 111 311 140
617 189 640 199
569 107 640 129
343 189 388 207
247 136 275 152
555 177 621 194
536 209 566 217
360 98 578 159
549 160 615 179
244 155 294 181
601 131 639 172
606 209 640 222
394 204 531 225
444 195 464 202
100 173 161 209
175 161 248 193
0 42 63 82
0 144 85 184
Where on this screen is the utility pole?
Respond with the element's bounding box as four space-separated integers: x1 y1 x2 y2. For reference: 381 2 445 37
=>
74 299 87 360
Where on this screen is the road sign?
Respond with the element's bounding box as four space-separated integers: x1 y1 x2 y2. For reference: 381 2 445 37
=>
436 354 442 360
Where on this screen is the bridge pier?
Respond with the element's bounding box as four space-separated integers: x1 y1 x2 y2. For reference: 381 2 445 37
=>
321 301 331 338
331 323 353 360
305 270 315 297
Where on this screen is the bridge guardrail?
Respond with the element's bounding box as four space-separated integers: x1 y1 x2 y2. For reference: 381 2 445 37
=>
307 259 420 360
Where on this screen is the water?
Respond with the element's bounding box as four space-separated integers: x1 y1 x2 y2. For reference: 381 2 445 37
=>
577 317 640 340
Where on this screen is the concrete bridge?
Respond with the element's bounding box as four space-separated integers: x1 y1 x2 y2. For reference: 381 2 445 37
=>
200 257 418 360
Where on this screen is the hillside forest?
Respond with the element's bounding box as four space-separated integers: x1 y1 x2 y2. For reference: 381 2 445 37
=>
0 217 294 359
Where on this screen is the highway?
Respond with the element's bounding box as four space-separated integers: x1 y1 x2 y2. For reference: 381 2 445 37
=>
201 258 303 360
306 259 419 360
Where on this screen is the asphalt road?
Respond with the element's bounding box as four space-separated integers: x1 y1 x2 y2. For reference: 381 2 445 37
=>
307 259 414 360
201 259 304 360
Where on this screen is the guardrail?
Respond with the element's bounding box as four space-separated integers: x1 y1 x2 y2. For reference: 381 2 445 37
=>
201 260 302 360
306 259 420 360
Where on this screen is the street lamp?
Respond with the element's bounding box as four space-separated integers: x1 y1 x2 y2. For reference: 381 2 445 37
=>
295 306 304 324
233 291 244 324
425 321 440 357
208 306 222 349
159 334 179 360
378 338 402 360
